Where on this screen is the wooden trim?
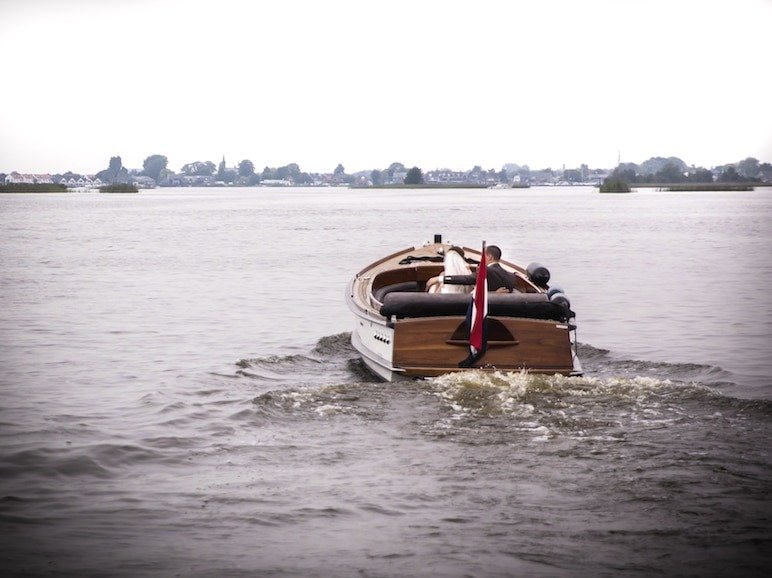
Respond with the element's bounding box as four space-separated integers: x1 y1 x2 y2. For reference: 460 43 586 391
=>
355 246 415 277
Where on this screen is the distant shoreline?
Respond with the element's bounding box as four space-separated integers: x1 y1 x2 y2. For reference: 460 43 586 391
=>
350 183 491 189
633 182 766 191
3 182 770 194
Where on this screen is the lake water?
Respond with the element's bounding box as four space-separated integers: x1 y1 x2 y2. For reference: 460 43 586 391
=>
1 186 770 576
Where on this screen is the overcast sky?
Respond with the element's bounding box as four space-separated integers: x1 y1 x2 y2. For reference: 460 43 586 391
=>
2 0 770 175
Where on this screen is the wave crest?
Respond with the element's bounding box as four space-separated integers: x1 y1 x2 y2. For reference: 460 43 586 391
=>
429 370 715 416
312 332 355 356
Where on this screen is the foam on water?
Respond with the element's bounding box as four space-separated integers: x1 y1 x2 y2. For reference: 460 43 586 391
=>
431 368 710 414
252 384 370 419
231 334 772 429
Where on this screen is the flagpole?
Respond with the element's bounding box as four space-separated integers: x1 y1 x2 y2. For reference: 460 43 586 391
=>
460 241 488 368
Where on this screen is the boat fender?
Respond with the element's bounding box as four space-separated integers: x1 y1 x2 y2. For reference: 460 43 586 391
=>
549 291 574 324
549 291 571 311
526 262 550 287
547 286 564 299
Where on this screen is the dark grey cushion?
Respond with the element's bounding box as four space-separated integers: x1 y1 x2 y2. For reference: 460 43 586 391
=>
379 292 568 321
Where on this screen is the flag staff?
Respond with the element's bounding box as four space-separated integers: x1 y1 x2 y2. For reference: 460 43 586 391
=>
459 241 488 368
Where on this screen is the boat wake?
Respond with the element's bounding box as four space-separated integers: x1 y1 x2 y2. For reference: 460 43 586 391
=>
235 353 325 381
236 334 738 391
429 369 713 416
231 334 770 436
251 381 391 421
234 333 375 384
576 343 736 388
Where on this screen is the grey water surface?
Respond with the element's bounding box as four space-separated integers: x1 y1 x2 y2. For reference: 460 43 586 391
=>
1 187 770 576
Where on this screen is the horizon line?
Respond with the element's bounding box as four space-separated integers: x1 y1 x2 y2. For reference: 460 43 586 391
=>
4 154 770 177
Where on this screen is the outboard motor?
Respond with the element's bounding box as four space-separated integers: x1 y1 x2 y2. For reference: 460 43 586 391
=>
526 262 550 287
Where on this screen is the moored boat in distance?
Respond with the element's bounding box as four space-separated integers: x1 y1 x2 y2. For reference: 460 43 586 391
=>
346 235 582 381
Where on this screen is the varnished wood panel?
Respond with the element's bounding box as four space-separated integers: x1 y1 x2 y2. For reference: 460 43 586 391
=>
393 316 573 372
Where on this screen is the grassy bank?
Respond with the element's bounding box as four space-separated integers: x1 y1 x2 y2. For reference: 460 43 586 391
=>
599 178 631 193
0 183 68 193
660 183 755 191
632 182 760 191
99 184 138 193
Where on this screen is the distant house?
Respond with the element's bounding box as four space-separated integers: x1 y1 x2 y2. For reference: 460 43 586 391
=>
426 170 468 184
158 174 215 187
530 169 557 185
384 170 407 184
260 179 293 186
195 175 215 186
182 175 215 186
5 172 54 184
51 175 105 189
132 176 157 189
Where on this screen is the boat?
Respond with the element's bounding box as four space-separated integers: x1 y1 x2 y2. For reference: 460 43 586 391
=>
346 234 582 381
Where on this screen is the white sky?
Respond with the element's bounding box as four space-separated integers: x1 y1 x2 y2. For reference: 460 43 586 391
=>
1 0 771 174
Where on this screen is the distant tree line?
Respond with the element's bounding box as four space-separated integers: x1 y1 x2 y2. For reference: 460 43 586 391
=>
611 156 771 184
404 167 424 185
94 154 170 184
80 154 772 188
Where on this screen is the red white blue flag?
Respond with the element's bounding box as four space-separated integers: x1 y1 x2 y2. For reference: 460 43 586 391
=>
469 241 488 358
